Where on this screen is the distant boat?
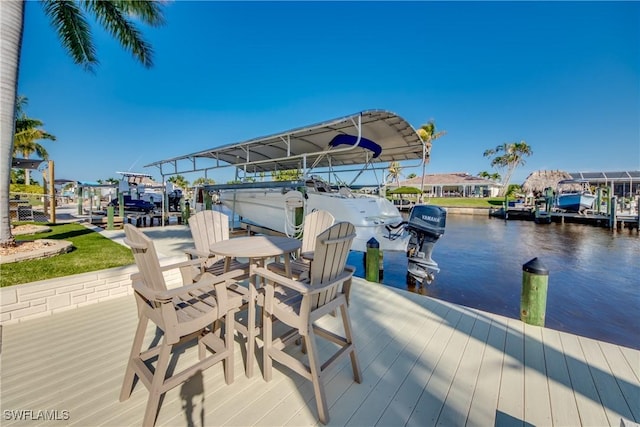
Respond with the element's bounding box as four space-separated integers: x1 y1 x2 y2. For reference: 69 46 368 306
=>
555 180 596 212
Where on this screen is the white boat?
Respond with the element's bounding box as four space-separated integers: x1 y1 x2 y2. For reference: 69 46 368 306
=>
146 110 439 253
219 176 409 252
555 179 596 212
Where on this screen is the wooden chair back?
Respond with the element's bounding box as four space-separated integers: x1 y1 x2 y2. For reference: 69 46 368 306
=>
307 222 356 311
123 224 167 292
189 210 230 264
300 210 335 254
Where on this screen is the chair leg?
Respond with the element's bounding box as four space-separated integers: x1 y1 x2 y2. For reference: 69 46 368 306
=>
263 310 273 382
198 330 206 361
142 340 172 427
224 309 235 385
340 303 362 383
245 284 257 378
120 315 149 402
305 328 330 424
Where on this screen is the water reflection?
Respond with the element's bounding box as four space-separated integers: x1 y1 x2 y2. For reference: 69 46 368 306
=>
347 215 639 350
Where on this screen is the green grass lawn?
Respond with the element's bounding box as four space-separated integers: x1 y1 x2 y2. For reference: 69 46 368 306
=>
428 197 507 207
1 223 134 287
400 197 508 208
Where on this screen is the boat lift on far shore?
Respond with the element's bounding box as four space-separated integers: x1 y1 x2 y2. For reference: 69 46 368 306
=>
490 191 639 232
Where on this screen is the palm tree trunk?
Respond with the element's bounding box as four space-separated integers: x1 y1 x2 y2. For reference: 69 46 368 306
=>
21 151 30 186
0 0 24 246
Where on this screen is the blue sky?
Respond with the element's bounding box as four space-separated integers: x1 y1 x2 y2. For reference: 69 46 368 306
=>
18 1 639 186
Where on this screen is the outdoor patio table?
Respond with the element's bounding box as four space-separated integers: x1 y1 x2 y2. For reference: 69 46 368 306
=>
209 235 301 276
209 235 301 377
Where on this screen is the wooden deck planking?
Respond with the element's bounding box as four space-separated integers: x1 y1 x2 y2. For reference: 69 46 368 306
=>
273 286 429 426
374 304 464 426
333 293 451 426
597 341 640 422
579 336 636 424
404 311 478 426
434 313 491 427
465 314 508 427
619 345 640 382
560 333 610 426
523 323 553 426
496 317 525 425
286 287 450 426
541 327 582 426
1 278 638 427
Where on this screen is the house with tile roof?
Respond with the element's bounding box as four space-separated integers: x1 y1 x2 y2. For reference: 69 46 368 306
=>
388 172 502 198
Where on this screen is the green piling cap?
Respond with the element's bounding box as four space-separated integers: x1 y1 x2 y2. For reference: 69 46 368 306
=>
367 238 379 249
523 257 549 275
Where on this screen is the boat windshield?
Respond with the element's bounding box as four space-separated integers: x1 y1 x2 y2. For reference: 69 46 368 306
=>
306 176 332 193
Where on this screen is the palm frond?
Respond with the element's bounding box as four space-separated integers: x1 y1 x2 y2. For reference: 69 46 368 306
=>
15 95 28 117
83 0 155 68
42 0 98 72
111 0 165 27
15 117 44 132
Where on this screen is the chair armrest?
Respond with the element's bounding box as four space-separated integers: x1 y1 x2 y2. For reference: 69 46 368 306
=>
132 258 203 284
184 248 211 259
152 269 246 302
254 266 354 295
158 258 203 273
306 270 354 295
253 266 311 294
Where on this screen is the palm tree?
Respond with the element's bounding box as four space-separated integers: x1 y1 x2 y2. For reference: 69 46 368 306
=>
478 171 501 181
483 141 533 196
13 96 56 185
0 0 165 247
192 177 215 187
417 120 446 201
168 175 189 190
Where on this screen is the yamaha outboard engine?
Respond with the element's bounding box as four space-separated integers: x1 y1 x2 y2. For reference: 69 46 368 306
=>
406 205 446 286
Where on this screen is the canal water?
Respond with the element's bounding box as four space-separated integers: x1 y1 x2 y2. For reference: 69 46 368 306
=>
347 214 639 350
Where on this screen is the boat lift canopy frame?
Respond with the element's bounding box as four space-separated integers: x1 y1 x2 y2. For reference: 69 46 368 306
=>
144 110 429 184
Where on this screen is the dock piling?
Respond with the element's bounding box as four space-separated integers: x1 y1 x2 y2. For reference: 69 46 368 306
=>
610 196 617 230
520 257 549 327
182 200 191 224
365 238 380 283
107 206 114 230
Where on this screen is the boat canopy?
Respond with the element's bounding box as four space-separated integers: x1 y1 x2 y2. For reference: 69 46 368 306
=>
328 134 382 158
145 110 426 176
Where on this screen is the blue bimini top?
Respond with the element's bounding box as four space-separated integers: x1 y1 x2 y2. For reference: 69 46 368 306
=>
328 134 382 158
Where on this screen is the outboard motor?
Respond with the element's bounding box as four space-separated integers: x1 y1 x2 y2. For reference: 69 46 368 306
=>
406 205 446 286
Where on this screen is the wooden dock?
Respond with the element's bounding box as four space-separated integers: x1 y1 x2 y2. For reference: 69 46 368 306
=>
1 278 637 426
490 207 639 231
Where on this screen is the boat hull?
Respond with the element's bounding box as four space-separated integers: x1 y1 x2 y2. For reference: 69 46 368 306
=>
220 188 409 252
555 193 596 212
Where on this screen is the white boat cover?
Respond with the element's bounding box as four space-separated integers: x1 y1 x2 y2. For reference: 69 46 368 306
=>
145 110 425 175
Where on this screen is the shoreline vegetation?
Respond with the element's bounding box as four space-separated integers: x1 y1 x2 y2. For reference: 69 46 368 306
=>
1 197 503 287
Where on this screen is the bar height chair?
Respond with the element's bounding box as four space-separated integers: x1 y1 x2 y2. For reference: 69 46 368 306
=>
253 222 361 424
120 224 244 427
